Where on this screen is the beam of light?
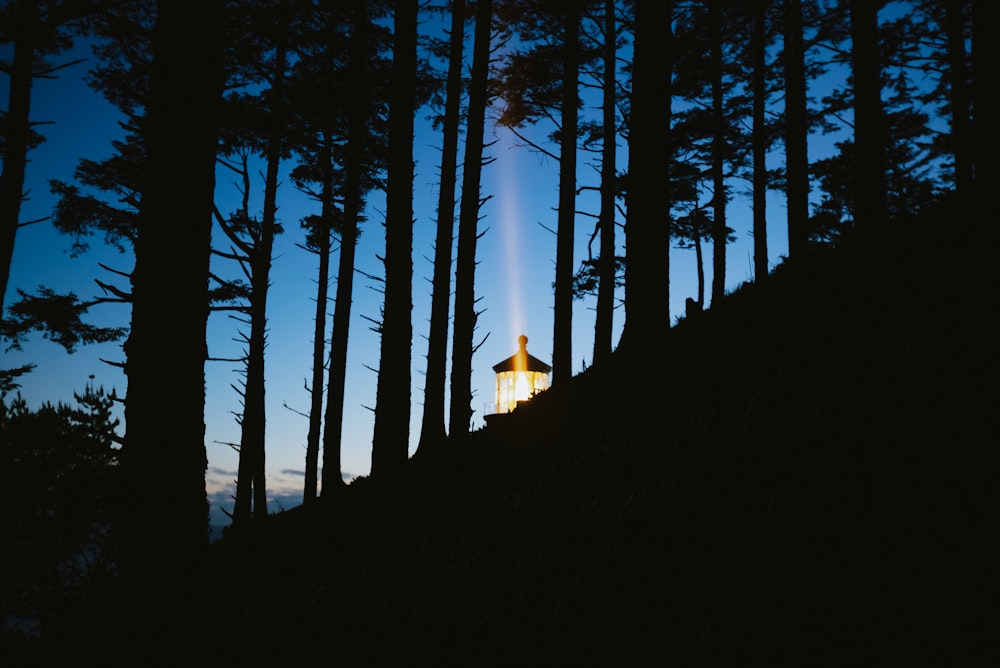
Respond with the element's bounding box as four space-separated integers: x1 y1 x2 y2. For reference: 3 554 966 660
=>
496 129 525 344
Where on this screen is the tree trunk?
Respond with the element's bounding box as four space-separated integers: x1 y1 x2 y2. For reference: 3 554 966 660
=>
552 1 579 385
971 0 986 215
371 0 418 483
752 0 769 281
593 0 616 367
709 0 727 307
849 0 887 226
448 0 492 440
120 0 223 648
322 172 360 494
943 0 972 198
695 229 705 308
321 143 362 494
417 0 464 457
234 0 289 527
0 2 36 317
323 0 369 494
621 0 672 359
250 0 289 520
303 139 332 503
784 0 809 256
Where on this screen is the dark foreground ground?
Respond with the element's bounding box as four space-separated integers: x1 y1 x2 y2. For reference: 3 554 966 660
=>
9 201 994 665
201 204 990 665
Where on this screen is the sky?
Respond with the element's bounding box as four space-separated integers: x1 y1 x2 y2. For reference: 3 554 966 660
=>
1 10 800 530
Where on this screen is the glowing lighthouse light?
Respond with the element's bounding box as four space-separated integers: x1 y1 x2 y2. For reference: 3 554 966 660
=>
492 334 551 414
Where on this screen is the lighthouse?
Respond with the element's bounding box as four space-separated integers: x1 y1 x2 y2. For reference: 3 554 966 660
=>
490 334 551 415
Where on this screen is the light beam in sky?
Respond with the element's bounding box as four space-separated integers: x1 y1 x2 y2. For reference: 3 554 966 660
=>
497 129 526 344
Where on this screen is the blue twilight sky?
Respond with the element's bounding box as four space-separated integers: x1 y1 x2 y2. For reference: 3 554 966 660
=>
1 12 810 527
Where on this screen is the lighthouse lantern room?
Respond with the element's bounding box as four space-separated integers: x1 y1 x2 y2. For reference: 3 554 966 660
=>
492 335 551 414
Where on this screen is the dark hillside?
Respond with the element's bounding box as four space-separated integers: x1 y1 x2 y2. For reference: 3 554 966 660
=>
48 201 993 665
201 201 990 665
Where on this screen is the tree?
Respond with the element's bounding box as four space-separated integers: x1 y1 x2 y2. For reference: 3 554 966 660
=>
298 151 333 503
971 0 986 213
39 0 151 313
212 151 277 528
448 0 493 440
288 0 393 494
750 0 770 282
812 2 948 230
848 0 887 226
572 0 623 360
672 201 711 310
322 0 388 494
495 0 596 384
2 1 153 368
1 286 126 351
0 0 82 317
371 0 418 483
118 0 223 648
810 1 946 236
290 1 361 501
939 0 972 198
417 0 465 454
883 0 972 204
591 0 618 366
669 1 743 308
552 0 581 385
707 0 728 306
0 2 145 381
417 0 465 457
621 0 672 358
218 0 294 530
783 0 809 258
300 199 331 503
2 381 120 643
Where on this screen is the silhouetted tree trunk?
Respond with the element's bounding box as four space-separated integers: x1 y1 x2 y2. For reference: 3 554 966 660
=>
417 0 464 457
849 0 887 226
0 2 36 319
694 223 705 306
552 1 579 385
233 0 290 527
303 139 332 503
324 0 371 494
120 0 223 648
622 0 672 358
943 0 972 198
593 0 616 367
752 0 769 281
0 0 111 321
372 0 417 483
449 0 492 439
971 0 985 212
784 0 809 257
709 0 727 306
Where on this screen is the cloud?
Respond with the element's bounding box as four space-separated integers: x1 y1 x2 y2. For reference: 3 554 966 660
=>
268 491 303 514
207 482 236 539
206 470 361 540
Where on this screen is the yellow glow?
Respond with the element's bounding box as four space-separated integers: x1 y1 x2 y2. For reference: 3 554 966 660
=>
515 371 530 402
494 368 549 414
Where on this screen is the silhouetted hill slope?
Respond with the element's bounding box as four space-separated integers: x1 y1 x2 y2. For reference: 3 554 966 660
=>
39 201 987 666
198 202 991 665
